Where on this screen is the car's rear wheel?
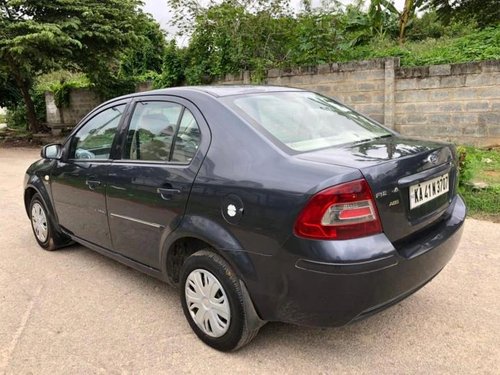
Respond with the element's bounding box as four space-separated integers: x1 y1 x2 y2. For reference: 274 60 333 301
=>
180 250 262 351
29 193 65 251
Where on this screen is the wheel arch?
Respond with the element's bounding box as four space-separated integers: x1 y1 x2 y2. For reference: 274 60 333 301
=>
24 177 60 233
24 186 38 217
161 215 256 286
24 178 54 217
24 177 72 249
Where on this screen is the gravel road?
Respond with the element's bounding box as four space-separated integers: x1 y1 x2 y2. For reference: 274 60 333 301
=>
1 147 499 374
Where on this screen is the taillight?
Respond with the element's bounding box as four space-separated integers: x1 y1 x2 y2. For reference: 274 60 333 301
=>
294 179 382 240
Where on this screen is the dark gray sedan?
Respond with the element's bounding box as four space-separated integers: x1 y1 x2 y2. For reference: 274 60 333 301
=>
24 86 466 351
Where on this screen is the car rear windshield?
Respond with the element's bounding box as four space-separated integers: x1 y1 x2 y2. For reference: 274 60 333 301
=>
227 91 392 152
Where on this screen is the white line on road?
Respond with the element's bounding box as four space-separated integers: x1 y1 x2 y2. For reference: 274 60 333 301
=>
0 284 44 373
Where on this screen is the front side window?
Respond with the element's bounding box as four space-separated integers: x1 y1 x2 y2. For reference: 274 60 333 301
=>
227 92 391 152
70 104 126 160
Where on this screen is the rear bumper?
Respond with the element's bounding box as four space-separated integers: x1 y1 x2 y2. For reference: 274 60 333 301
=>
245 195 466 327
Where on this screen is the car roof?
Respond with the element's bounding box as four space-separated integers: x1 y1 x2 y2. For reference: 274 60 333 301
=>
129 85 305 99
178 85 304 97
95 85 306 114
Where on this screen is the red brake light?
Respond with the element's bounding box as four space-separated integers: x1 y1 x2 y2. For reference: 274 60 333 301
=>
294 179 382 240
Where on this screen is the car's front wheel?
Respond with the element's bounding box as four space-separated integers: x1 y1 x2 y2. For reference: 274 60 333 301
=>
180 250 262 351
29 193 67 251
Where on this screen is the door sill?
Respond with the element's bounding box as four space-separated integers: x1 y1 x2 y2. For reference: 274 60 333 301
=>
68 234 165 281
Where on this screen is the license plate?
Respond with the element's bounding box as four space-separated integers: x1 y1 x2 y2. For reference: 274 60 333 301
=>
409 174 449 209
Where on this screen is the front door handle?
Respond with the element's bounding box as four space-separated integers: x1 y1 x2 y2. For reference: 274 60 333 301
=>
157 188 181 200
86 179 102 190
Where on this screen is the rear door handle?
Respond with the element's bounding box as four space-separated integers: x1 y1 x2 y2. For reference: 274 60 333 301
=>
157 188 181 200
86 180 102 190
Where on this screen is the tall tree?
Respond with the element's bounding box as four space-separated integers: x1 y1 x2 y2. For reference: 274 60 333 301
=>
119 12 167 78
168 0 293 83
430 0 500 27
367 0 399 37
398 0 427 43
0 0 142 132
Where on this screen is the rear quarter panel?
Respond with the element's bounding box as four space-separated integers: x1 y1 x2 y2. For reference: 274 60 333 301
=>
183 96 362 256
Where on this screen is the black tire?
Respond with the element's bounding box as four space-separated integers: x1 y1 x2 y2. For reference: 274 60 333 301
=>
29 193 68 251
180 250 262 351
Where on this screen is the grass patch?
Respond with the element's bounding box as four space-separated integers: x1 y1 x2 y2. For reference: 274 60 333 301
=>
457 146 500 222
337 26 500 67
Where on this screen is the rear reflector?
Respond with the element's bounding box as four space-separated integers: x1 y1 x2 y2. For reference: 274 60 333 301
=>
294 179 382 240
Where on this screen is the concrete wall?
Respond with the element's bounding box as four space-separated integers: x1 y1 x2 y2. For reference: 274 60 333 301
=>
45 59 500 145
45 89 100 129
394 61 499 145
221 59 500 146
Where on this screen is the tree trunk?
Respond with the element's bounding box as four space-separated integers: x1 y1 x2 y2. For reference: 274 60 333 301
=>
8 59 40 133
399 0 413 44
18 80 39 133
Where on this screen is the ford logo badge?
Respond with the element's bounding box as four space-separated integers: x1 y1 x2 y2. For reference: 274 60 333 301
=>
428 153 439 164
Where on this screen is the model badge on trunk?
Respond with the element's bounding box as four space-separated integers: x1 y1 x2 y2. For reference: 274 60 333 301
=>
389 199 400 207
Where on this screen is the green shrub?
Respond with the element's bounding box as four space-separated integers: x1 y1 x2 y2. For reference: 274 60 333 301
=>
460 185 500 217
336 25 500 67
457 146 500 221
6 104 27 129
37 73 92 109
5 90 46 130
456 146 473 186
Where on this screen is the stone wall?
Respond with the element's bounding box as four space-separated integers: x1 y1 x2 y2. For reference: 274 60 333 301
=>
221 58 500 146
45 59 500 145
394 61 499 145
45 89 100 130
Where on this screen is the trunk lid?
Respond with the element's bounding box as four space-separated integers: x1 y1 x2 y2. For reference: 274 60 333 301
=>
296 136 458 242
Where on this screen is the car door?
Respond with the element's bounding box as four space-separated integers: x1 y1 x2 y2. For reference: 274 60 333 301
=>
105 96 209 268
50 101 128 249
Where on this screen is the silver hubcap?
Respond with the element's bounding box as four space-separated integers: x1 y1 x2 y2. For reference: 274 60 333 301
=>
31 202 48 243
185 269 231 338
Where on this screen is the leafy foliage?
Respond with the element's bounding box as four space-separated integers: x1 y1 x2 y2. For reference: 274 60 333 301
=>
457 146 500 221
431 0 500 28
172 0 295 83
119 12 167 80
51 78 91 109
2 0 498 133
152 41 185 88
336 25 500 66
160 0 498 85
0 0 148 131
5 89 45 129
0 69 21 108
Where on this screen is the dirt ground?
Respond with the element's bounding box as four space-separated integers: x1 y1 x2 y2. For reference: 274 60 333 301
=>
1 147 499 374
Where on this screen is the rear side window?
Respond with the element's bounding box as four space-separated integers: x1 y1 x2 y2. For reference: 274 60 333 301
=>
227 92 391 152
171 109 201 163
70 104 126 160
125 101 182 161
124 101 201 163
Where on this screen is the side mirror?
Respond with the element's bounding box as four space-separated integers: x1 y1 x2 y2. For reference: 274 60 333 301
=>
41 144 62 160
